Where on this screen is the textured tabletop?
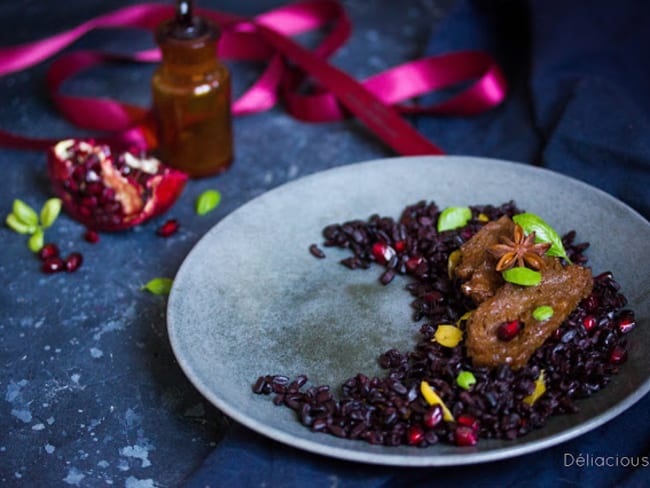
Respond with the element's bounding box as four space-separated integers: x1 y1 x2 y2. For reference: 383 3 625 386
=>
0 0 454 485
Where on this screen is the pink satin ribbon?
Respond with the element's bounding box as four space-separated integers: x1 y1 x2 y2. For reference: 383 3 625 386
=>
0 0 507 156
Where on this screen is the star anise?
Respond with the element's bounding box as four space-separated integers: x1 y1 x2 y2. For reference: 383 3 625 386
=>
488 223 551 272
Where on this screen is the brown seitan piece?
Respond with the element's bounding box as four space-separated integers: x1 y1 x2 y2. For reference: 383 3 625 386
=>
466 257 593 369
455 215 514 303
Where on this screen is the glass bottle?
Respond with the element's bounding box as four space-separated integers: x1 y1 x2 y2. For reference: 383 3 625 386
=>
152 0 233 177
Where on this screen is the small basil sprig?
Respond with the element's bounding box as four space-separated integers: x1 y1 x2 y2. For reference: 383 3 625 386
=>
12 199 38 229
141 277 173 295
40 198 62 228
513 213 571 263
196 189 221 216
5 198 62 252
437 206 471 232
6 213 36 234
28 228 44 253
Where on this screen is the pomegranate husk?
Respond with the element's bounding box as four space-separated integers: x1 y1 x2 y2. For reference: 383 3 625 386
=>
47 139 187 231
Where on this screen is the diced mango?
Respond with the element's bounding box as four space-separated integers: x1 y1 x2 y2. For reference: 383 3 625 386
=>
523 370 546 405
434 324 463 348
447 249 462 279
456 310 474 326
420 381 455 421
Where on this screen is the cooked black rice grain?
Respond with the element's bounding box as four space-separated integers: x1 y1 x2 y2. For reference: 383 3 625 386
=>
309 243 326 259
252 201 634 447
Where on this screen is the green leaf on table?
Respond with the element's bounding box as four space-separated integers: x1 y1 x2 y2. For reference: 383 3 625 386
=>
502 266 541 286
141 277 173 295
28 228 44 252
196 189 221 216
6 213 37 234
12 199 39 227
513 213 571 263
40 198 62 229
437 206 472 232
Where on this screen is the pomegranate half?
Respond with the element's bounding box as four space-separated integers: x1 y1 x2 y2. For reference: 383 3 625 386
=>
47 139 187 231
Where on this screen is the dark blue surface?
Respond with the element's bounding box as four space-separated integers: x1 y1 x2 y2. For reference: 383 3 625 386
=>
188 403 650 487
1 0 648 486
188 0 650 486
418 0 650 219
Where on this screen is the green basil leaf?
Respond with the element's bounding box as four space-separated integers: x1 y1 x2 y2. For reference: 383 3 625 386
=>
6 213 37 234
141 277 173 295
437 206 472 232
28 228 44 252
533 305 554 322
40 198 62 229
12 199 39 227
196 189 221 216
502 266 541 286
512 212 571 263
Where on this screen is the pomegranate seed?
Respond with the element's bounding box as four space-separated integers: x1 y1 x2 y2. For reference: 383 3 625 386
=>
406 255 424 272
407 425 425 445
81 195 98 208
72 165 86 182
394 240 406 252
582 315 597 332
86 181 104 195
616 312 636 334
42 257 65 274
99 187 115 205
84 229 100 243
609 346 628 365
457 414 480 433
371 242 396 265
454 425 478 446
460 229 474 241
38 243 60 261
497 320 522 342
64 252 83 272
422 291 443 303
594 271 613 282
78 206 92 218
157 218 179 237
423 405 443 428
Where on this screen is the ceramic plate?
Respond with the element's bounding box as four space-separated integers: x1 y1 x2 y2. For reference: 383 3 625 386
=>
167 156 650 466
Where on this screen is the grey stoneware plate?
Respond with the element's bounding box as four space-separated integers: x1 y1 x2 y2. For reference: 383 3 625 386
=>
167 156 650 466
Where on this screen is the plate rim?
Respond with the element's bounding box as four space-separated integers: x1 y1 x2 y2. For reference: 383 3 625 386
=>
167 154 650 466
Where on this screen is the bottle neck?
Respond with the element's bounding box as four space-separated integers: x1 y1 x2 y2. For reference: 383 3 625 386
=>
158 41 220 78
160 41 218 63
155 13 222 79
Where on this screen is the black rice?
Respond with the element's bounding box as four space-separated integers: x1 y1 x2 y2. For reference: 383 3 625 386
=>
309 243 326 259
253 201 636 447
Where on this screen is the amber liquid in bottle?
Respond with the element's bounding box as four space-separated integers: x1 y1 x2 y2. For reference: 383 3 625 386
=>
152 9 233 178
